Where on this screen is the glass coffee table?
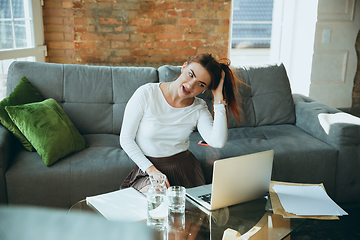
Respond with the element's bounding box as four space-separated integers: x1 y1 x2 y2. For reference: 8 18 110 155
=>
70 195 306 240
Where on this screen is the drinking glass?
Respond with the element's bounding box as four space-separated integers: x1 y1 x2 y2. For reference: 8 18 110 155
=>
167 186 186 213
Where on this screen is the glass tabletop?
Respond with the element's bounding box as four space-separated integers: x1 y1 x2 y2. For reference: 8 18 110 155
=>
70 196 306 239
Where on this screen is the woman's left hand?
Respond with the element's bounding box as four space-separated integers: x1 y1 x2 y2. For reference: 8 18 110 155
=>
212 70 225 101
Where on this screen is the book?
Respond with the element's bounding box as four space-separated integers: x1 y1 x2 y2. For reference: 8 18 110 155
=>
86 187 148 222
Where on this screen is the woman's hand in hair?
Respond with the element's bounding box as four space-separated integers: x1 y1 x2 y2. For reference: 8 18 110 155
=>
145 165 171 188
212 70 225 102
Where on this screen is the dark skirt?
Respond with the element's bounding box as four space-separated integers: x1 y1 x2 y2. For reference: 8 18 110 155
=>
120 150 206 190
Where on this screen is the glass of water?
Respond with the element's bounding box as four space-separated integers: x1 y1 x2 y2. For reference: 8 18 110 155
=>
167 186 186 213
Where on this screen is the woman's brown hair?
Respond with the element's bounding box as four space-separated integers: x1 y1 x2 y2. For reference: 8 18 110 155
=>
187 53 243 124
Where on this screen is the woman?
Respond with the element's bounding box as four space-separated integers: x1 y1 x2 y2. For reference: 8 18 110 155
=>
120 53 242 191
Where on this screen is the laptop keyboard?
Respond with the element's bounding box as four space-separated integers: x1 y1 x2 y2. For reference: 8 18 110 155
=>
198 193 211 204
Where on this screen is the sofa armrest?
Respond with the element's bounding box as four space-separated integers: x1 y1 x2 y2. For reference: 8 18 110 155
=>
326 122 360 146
0 124 16 204
293 93 360 201
293 94 343 146
294 93 360 146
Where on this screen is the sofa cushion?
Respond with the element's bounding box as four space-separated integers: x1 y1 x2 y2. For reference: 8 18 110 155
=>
236 64 295 127
6 62 159 135
158 64 295 128
0 76 43 151
5 134 134 208
5 148 72 208
5 98 87 166
61 65 159 135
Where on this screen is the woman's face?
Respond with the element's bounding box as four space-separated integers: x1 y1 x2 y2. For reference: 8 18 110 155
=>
176 62 212 99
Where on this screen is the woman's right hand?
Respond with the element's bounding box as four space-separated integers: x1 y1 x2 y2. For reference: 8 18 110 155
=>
145 165 170 188
212 70 225 102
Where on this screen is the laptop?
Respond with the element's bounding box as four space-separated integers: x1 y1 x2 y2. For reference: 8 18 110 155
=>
186 150 274 211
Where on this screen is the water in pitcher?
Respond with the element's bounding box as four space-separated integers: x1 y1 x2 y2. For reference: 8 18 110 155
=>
146 173 168 229
147 194 167 228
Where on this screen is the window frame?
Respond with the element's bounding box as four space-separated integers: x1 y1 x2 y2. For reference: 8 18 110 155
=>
0 0 46 62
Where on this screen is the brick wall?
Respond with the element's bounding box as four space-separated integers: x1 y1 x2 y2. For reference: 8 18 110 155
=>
43 0 231 64
352 30 360 109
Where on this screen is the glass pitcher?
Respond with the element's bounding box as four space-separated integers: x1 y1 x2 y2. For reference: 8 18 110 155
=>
147 173 168 229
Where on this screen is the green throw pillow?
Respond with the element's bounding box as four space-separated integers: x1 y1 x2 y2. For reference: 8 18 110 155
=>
5 98 87 166
0 76 44 151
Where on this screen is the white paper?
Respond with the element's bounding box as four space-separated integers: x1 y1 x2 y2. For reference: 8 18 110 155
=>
86 187 148 222
272 184 348 216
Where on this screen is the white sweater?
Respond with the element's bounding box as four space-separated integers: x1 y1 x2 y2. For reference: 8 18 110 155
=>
120 83 227 172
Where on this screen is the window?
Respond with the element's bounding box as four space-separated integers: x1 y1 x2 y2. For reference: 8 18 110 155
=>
230 0 274 66
0 0 33 50
0 0 45 100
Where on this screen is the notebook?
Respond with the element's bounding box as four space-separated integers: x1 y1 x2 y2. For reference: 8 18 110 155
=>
186 150 274 211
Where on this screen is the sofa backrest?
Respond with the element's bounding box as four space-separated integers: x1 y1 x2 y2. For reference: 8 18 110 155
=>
158 63 295 128
7 61 295 134
6 61 158 135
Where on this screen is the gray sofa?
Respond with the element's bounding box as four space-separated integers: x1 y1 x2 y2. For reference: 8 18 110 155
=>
0 61 359 209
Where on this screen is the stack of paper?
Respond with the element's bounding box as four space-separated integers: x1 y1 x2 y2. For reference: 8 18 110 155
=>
269 181 348 219
86 187 148 222
272 184 347 216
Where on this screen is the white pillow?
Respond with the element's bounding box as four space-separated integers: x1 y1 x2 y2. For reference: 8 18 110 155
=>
318 112 360 134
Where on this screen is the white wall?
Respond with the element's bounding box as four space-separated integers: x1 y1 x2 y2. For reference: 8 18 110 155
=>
309 0 360 108
229 0 359 108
